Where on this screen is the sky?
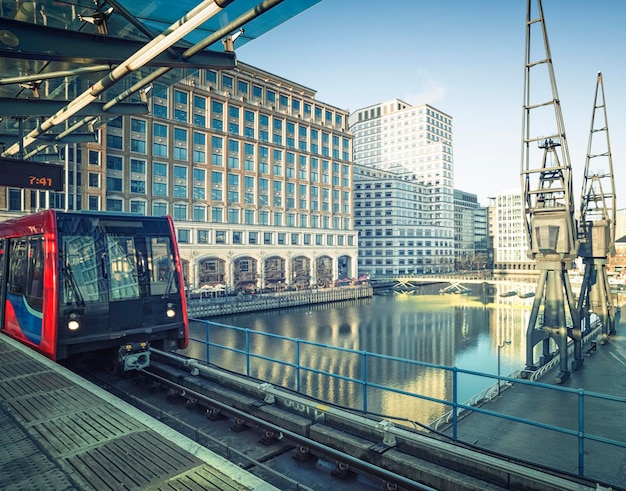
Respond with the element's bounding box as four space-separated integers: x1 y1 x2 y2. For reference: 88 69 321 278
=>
237 0 626 206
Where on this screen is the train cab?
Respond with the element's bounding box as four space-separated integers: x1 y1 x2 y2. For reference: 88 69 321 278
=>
0 210 188 365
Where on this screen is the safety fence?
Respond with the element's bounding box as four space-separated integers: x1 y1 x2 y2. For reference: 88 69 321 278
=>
187 317 626 486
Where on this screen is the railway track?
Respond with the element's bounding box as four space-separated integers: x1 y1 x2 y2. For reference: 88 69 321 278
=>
77 358 431 490
74 350 603 491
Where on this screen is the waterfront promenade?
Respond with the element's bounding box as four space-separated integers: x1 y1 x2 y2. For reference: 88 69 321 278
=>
186 284 373 317
447 325 626 488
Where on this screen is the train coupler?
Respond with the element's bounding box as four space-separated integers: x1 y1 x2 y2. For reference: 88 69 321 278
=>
118 342 151 371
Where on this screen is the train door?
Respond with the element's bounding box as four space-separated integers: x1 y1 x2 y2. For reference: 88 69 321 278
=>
3 236 45 348
104 234 143 330
0 239 6 332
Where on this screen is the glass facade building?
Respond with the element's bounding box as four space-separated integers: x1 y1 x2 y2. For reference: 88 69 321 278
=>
349 99 455 276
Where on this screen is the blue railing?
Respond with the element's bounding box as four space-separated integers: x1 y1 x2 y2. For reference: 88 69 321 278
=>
187 317 626 483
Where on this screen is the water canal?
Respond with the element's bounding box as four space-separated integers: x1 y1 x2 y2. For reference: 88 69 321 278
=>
183 281 543 424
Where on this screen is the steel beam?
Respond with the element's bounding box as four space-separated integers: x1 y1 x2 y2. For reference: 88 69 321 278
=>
0 18 236 69
0 98 148 117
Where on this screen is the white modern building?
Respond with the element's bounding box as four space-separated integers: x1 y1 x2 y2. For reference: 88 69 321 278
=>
489 191 535 274
353 165 454 276
349 100 455 276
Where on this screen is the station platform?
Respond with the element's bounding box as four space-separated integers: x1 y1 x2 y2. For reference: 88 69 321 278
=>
450 327 626 489
0 334 278 491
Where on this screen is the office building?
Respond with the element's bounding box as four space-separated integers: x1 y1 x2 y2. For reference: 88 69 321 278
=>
489 191 535 275
454 190 488 270
349 99 455 275
0 62 358 292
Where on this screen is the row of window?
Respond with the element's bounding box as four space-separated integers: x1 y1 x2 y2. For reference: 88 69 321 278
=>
176 227 355 247
152 73 345 128
360 249 452 256
107 119 351 162
101 155 351 186
6 188 350 231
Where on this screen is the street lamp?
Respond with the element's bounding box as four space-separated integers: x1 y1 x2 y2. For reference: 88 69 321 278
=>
497 340 512 396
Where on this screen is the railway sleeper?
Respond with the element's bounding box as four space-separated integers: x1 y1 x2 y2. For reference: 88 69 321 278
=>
330 461 354 480
312 423 504 491
231 417 249 433
205 407 224 421
259 430 283 446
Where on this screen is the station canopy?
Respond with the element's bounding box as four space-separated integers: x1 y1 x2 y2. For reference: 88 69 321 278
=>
0 0 320 159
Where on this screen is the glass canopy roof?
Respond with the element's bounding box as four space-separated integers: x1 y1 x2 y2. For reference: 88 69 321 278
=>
0 0 320 156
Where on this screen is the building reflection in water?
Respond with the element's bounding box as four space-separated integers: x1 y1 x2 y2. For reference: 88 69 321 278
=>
185 282 534 425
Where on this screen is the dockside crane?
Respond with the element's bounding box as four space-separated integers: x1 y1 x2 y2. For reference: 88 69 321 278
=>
521 0 580 383
577 72 617 344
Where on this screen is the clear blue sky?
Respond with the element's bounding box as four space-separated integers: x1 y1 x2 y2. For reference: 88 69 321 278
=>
238 1 626 206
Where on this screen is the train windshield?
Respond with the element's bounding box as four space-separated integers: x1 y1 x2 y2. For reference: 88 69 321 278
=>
61 225 178 304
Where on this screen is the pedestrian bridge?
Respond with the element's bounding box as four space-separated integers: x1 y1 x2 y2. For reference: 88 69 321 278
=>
369 274 537 294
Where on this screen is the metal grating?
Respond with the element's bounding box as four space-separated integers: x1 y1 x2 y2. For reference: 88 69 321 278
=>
147 464 252 491
0 370 74 401
0 357 51 379
28 404 147 458
6 385 102 423
1 453 76 491
0 406 76 491
66 430 202 490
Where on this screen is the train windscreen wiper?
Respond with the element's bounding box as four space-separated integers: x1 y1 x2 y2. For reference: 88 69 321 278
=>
61 251 85 307
161 265 175 299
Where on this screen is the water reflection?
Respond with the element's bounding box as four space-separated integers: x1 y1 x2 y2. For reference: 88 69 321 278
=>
184 281 534 424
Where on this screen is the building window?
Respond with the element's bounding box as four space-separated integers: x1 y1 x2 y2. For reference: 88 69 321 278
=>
131 158 146 174
106 198 123 212
153 202 167 216
174 203 187 221
106 177 122 192
88 173 100 188
198 230 209 244
153 162 167 176
106 155 123 171
106 134 122 149
228 208 239 224
274 212 282 226
193 205 206 222
88 150 100 166
88 195 99 211
222 74 233 90
153 103 167 118
8 189 21 210
178 229 190 243
259 211 269 225
130 200 146 214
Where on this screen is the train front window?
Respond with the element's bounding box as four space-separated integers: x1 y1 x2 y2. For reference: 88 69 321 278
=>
62 236 101 304
106 236 140 300
147 237 178 297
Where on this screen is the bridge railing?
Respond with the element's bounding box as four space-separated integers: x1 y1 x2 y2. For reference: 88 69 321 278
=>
187 317 625 485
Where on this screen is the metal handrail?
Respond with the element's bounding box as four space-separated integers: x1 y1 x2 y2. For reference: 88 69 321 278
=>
188 317 626 481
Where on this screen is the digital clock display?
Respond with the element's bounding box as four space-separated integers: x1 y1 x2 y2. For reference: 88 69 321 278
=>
0 157 63 191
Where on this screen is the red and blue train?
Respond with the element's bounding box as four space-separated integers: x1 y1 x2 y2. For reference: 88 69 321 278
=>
0 210 188 369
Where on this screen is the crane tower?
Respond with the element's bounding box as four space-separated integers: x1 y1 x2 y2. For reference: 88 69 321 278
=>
520 0 580 383
577 72 617 344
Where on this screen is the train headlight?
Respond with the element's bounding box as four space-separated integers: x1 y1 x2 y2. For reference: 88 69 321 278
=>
68 313 81 331
166 303 176 318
